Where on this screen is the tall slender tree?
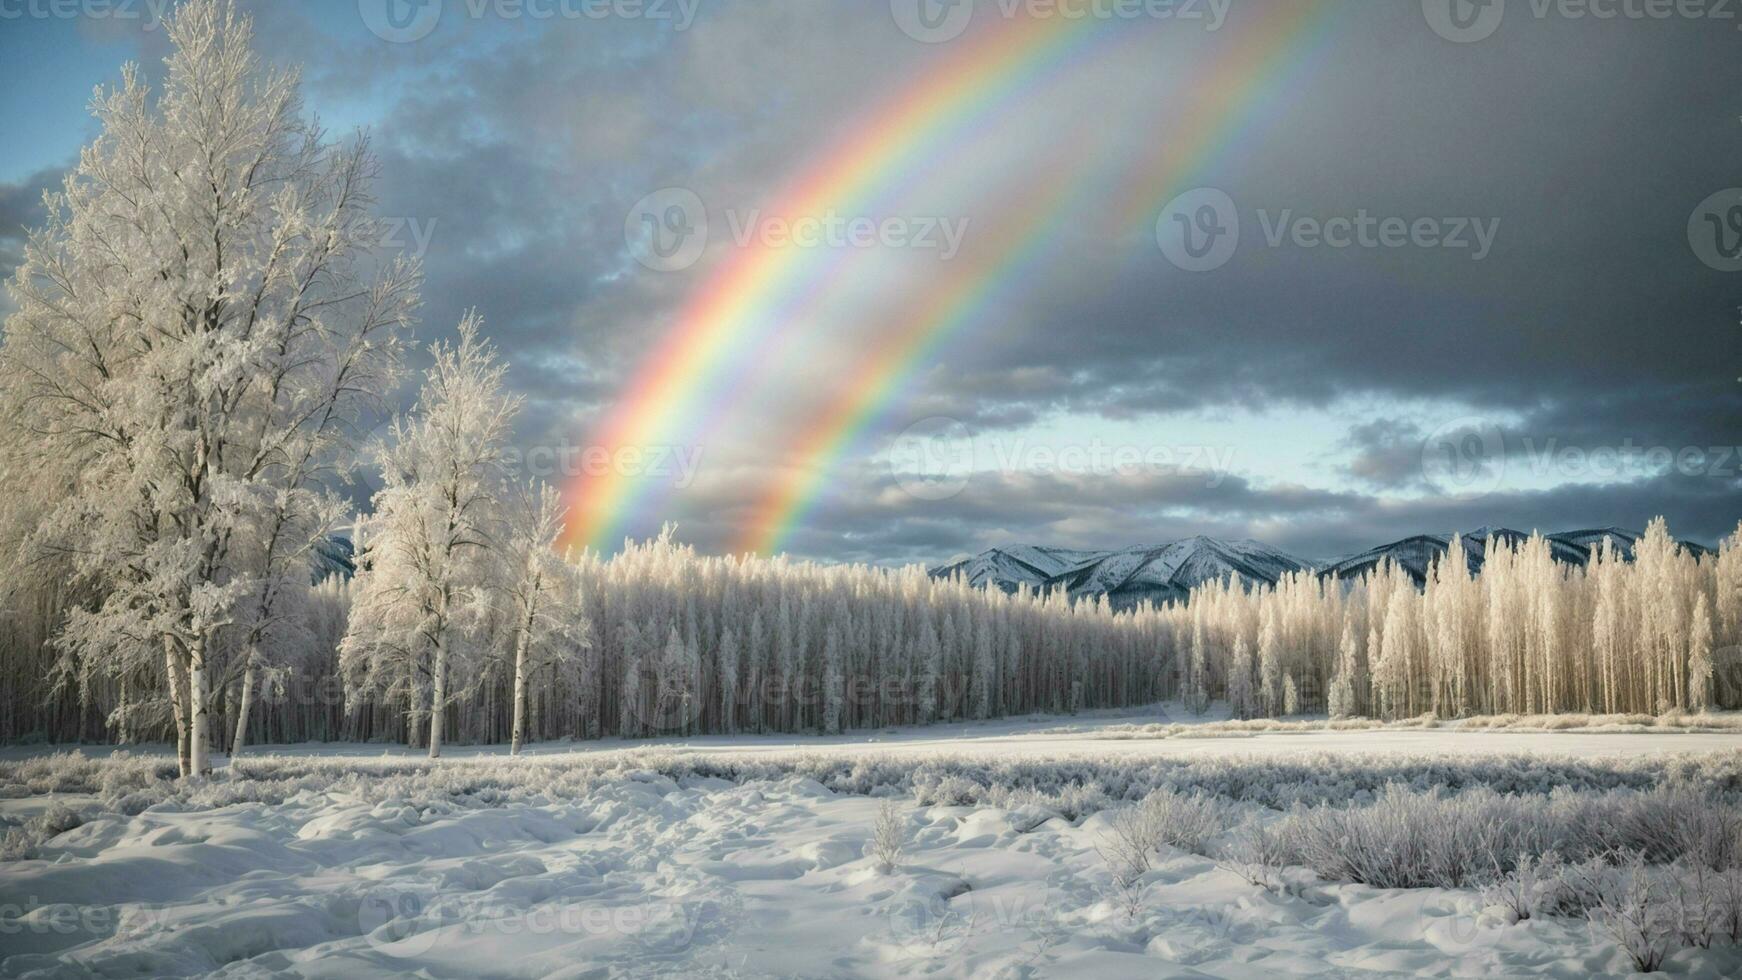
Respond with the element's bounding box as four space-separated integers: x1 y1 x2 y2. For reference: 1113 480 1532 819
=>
340 315 516 758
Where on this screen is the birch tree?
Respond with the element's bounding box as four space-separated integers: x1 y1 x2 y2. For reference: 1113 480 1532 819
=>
340 315 515 758
503 481 589 754
0 0 417 775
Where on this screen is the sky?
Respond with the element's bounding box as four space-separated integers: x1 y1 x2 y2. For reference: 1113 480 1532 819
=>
0 0 1737 566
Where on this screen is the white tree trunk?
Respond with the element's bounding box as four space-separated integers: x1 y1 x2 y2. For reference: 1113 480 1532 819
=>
510 627 530 755
231 656 256 758
163 638 191 779
188 636 211 775
428 641 447 759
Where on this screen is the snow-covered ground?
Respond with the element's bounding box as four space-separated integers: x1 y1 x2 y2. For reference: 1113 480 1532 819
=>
4 713 1741 978
10 705 1739 766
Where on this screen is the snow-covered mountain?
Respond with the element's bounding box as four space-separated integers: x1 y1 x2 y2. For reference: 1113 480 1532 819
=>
932 526 1716 604
1320 526 1713 585
932 537 1309 607
928 545 1103 594
1044 537 1310 607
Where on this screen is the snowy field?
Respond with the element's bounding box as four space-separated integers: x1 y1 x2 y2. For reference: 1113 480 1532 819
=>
10 706 1741 766
4 715 1742 978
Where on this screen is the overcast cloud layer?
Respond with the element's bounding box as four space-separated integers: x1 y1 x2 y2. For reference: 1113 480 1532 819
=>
1 0 1737 566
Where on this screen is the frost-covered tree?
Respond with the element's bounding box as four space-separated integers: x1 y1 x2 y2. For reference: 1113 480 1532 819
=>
821 625 845 734
0 0 417 775
654 625 697 736
340 315 515 758
1688 592 1715 713
1227 633 1255 720
1326 621 1355 719
1257 607 1283 717
503 482 589 755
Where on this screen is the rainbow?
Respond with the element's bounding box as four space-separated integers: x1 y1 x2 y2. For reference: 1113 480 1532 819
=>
568 3 1336 556
564 13 1115 552
740 2 1337 555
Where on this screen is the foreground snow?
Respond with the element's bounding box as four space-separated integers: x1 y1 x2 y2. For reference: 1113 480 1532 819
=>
18 772 1730 979
4 719 1742 978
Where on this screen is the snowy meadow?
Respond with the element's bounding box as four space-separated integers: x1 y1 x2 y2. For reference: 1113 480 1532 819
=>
6 730 1742 977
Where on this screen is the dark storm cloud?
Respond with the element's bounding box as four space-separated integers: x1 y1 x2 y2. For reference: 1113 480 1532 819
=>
319 0 1742 560
8 0 1736 562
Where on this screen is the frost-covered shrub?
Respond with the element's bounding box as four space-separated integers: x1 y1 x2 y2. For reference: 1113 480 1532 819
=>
1135 789 1229 855
1097 808 1154 919
1216 818 1292 893
0 799 89 860
1584 852 1679 972
32 801 83 837
1269 781 1742 890
868 800 906 874
1481 852 1563 921
5 748 1740 844
1273 785 1529 888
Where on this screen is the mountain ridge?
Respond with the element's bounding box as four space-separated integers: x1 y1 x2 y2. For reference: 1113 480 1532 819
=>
930 526 1715 606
